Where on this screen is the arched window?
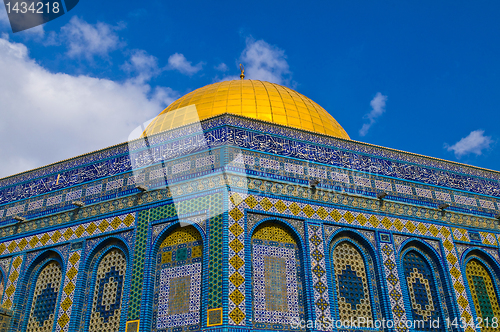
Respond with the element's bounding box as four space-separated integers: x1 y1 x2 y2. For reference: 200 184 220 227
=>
87 248 127 332
152 225 203 332
466 258 500 331
331 240 375 322
251 222 305 331
402 250 445 331
25 260 63 332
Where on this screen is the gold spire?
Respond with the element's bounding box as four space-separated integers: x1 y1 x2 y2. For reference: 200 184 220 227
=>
239 64 245 80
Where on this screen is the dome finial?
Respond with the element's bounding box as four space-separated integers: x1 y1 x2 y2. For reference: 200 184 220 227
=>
239 64 245 80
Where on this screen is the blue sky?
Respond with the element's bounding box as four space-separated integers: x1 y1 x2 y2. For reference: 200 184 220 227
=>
0 1 499 178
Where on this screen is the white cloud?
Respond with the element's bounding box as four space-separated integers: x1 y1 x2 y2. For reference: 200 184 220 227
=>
0 37 178 178
215 63 228 72
359 92 388 136
445 130 493 158
122 49 162 84
21 25 45 38
166 53 204 75
60 16 124 60
239 38 291 85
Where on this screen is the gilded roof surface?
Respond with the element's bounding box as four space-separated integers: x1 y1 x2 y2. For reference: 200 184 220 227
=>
143 80 350 139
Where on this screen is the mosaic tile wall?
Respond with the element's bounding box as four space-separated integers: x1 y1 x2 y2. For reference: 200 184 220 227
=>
402 251 444 331
307 225 331 329
0 213 135 257
2 255 23 310
251 223 305 331
228 193 247 326
332 241 374 322
3 146 499 228
25 261 62 332
2 186 500 332
87 249 127 332
380 241 408 332
153 226 202 332
1 115 500 332
2 116 500 233
230 193 481 327
3 114 500 202
465 257 500 332
127 192 223 325
55 250 82 332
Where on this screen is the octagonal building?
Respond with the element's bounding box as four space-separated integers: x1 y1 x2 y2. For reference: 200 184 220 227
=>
0 79 499 332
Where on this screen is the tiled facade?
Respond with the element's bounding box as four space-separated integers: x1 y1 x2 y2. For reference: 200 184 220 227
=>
0 113 499 332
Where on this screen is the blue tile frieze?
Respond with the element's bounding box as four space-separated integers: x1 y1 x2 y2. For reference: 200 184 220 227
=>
1 118 499 209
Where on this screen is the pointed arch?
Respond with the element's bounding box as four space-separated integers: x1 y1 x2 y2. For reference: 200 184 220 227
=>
250 221 306 331
150 224 204 332
76 237 130 332
15 250 64 332
464 251 500 332
399 241 454 332
328 231 384 325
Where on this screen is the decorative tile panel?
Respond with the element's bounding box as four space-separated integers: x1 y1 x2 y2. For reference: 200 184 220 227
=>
195 155 215 168
308 225 331 330
46 195 63 207
105 179 124 191
251 222 305 331
89 249 127 332
353 176 371 188
396 184 413 195
27 199 44 212
454 195 477 207
6 205 25 217
153 226 202 332
228 193 247 325
260 158 280 171
0 213 134 257
308 167 328 179
465 258 500 332
85 184 102 196
435 192 452 202
479 199 495 210
65 190 82 202
479 232 498 246
452 228 470 242
381 242 408 332
55 250 81 332
332 242 373 321
2 255 23 310
402 251 444 331
375 180 392 191
331 172 350 184
416 188 433 199
26 261 62 332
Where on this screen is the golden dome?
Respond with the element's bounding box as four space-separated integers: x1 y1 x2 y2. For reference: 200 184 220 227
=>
144 80 350 139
